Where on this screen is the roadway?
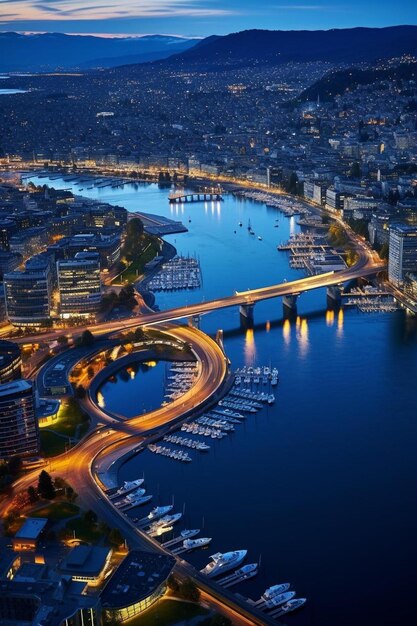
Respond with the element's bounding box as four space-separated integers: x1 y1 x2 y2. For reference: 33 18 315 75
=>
11 247 385 347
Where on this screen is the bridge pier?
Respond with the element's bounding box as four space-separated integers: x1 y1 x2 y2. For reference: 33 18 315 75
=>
283 294 298 318
326 284 343 308
239 303 254 327
188 315 201 329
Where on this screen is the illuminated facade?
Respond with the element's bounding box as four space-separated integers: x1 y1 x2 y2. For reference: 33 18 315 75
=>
57 252 101 318
0 340 22 384
0 379 39 459
4 266 52 326
101 550 175 623
388 224 417 286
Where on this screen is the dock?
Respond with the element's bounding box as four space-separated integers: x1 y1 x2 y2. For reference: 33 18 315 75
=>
218 565 258 588
162 529 200 549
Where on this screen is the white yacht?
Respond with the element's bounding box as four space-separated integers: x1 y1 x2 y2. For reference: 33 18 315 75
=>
201 550 247 577
110 478 144 499
266 591 296 609
262 583 291 601
184 537 212 550
147 505 173 520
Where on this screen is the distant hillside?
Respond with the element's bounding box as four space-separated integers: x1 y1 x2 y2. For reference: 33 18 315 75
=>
0 32 199 72
162 26 417 69
299 62 417 102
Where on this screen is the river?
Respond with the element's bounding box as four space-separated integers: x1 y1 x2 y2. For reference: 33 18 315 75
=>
28 174 417 626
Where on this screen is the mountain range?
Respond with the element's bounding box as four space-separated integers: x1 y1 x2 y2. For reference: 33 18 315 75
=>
0 32 199 72
162 26 417 70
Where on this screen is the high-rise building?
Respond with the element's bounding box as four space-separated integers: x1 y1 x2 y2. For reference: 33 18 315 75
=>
388 224 417 287
0 379 39 460
0 340 22 384
4 265 53 327
57 252 101 318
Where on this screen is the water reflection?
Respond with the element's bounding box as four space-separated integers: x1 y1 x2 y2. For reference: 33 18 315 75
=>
282 318 291 346
244 327 256 365
297 317 309 357
326 309 335 327
337 308 344 337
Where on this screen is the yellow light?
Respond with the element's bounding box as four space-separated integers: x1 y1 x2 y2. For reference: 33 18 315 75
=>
326 309 334 326
244 328 256 365
337 308 344 336
265 320 271 332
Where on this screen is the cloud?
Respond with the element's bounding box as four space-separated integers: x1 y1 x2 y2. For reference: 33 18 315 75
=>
0 0 235 21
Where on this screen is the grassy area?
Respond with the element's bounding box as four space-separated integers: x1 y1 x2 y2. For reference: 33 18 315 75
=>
64 516 102 543
126 599 209 626
117 234 160 284
44 398 89 438
39 430 70 458
30 501 79 521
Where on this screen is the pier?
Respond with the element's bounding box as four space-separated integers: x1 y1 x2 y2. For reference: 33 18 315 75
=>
169 190 223 204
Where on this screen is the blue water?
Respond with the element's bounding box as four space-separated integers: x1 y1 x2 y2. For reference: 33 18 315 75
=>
97 359 166 418
28 174 417 626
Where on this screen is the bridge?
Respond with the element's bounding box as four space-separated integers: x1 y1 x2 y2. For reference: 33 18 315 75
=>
169 190 223 204
11 253 385 346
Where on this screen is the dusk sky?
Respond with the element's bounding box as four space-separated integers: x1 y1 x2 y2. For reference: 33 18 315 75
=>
0 0 416 37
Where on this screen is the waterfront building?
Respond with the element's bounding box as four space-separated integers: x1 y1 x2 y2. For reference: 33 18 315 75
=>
368 210 390 247
101 550 175 622
59 546 112 587
388 224 417 286
0 340 22 384
57 252 101 318
4 264 53 327
404 272 417 302
0 379 39 460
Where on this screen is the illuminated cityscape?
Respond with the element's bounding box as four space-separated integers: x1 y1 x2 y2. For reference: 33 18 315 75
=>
0 3 417 626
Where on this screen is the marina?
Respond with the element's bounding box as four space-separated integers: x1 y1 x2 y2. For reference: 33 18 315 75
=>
146 255 202 291
27 174 417 626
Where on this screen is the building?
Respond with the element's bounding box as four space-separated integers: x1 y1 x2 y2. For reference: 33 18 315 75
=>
0 379 39 460
57 252 101 318
0 250 22 278
4 264 53 326
404 272 417 301
388 224 417 286
368 210 390 247
12 518 48 552
60 546 112 586
0 340 22 384
101 550 175 622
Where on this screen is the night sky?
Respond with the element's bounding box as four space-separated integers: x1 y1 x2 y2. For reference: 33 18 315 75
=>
0 0 416 37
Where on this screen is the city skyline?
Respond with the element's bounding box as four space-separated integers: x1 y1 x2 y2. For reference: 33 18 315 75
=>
0 0 416 37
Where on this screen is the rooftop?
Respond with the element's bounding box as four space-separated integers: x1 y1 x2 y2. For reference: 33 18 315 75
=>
101 550 175 609
0 378 32 398
15 517 48 540
60 545 111 577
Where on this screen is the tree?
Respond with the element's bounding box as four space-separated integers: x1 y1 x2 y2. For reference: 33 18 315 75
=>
27 486 39 504
179 578 200 602
79 329 95 347
108 527 124 548
73 384 87 399
37 470 56 500
118 284 137 309
102 612 122 626
8 456 22 476
87 365 95 380
84 509 98 525
167 574 180 595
